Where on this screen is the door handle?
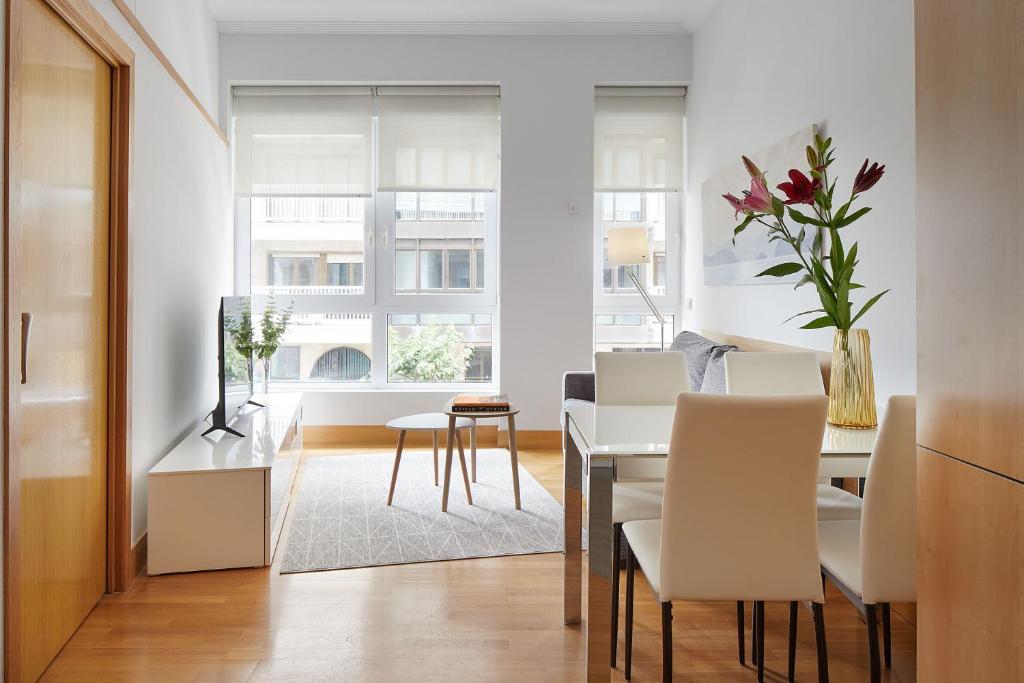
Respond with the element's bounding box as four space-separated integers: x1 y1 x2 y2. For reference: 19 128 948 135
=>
20 312 32 384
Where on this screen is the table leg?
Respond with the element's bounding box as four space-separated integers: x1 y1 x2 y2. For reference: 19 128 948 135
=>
432 431 439 486
455 428 473 505
587 458 615 682
441 415 457 512
563 419 582 625
507 413 522 510
386 430 406 506
470 418 478 483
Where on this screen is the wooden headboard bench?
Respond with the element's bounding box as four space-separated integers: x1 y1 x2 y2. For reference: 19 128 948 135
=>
701 329 833 395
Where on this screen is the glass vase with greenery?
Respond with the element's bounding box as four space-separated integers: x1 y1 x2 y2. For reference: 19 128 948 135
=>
723 134 888 427
255 297 293 394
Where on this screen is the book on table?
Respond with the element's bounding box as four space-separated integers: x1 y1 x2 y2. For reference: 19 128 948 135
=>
451 393 511 413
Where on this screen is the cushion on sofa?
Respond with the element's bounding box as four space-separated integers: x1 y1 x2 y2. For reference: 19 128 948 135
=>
669 331 721 392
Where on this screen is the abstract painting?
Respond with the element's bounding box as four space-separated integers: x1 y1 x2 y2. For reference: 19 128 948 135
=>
702 125 816 285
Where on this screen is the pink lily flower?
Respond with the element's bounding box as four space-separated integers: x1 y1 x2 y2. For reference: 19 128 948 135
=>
742 174 774 213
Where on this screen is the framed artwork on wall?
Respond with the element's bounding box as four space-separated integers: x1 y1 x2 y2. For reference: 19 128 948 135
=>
701 125 815 285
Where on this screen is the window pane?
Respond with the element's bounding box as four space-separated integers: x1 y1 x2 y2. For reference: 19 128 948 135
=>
598 191 671 296
396 250 417 290
419 250 443 289
614 193 641 221
269 346 301 380
328 261 363 287
393 192 490 294
448 249 471 289
595 314 675 352
395 192 418 221
270 313 373 383
271 256 316 286
388 313 493 383
419 192 473 221
251 197 366 295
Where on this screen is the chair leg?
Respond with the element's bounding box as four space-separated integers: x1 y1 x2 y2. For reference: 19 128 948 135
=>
788 601 798 682
611 523 622 668
751 600 759 666
625 544 635 681
755 601 765 683
386 430 407 505
882 603 892 669
866 604 881 683
812 602 830 683
736 601 746 665
661 602 673 683
432 431 439 486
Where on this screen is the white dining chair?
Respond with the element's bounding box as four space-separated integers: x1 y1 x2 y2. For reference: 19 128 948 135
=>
725 351 864 521
724 350 861 667
594 351 690 668
621 393 831 683
818 395 916 683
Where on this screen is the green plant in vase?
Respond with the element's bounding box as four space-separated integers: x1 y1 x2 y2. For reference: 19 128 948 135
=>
255 296 293 394
723 134 887 428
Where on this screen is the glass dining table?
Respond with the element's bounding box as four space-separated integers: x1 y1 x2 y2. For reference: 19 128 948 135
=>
561 402 877 682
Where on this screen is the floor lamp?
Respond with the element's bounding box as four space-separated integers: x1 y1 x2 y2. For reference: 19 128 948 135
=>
606 227 667 351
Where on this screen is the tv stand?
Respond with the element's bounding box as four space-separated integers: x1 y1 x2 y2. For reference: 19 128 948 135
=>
148 393 303 574
200 423 246 438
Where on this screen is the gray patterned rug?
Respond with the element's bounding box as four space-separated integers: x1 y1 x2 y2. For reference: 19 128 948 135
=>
279 450 565 573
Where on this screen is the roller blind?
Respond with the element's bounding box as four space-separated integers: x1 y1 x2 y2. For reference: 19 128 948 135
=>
234 87 374 197
377 86 500 192
594 86 685 192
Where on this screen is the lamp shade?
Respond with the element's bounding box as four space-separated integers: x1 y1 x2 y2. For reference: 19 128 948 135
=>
606 227 650 266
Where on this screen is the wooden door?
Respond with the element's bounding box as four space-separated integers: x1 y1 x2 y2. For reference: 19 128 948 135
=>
13 0 111 679
916 0 1024 678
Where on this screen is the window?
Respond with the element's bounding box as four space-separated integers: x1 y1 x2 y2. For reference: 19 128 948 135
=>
234 86 500 388
598 192 670 297
394 193 490 294
388 314 493 383
593 87 684 348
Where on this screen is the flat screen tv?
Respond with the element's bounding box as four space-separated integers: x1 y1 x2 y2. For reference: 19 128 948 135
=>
203 296 261 437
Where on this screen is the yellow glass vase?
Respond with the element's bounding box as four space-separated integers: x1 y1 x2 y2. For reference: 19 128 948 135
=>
828 328 878 429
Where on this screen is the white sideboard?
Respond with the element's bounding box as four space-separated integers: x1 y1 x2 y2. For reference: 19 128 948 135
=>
147 392 303 575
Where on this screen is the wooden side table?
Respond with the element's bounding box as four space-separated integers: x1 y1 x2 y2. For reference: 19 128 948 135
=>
441 400 522 512
385 413 475 506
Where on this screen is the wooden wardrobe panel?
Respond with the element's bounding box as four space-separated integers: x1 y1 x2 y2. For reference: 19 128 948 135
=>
915 0 1024 481
917 448 1023 682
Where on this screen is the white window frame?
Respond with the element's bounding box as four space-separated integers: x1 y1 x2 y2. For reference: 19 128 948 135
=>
234 89 501 391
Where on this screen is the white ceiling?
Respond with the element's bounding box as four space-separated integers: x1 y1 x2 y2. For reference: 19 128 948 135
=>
208 0 721 34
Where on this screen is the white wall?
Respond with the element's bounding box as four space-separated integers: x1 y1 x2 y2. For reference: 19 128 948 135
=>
87 0 232 541
683 0 916 401
219 34 691 429
132 0 220 114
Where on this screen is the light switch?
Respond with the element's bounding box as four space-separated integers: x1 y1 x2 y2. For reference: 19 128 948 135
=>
567 201 579 216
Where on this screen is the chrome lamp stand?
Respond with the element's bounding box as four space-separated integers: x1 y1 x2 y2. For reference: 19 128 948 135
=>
625 269 667 352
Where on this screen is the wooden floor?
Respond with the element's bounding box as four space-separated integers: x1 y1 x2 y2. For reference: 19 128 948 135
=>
42 447 917 682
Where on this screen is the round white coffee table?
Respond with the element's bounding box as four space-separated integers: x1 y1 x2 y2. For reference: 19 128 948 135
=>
385 412 476 507
441 399 521 512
